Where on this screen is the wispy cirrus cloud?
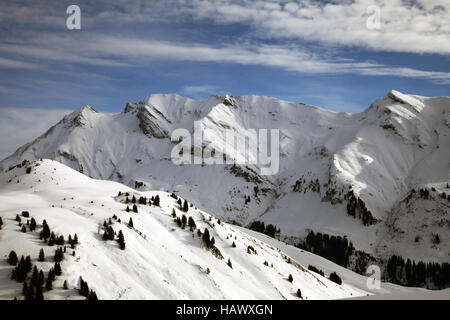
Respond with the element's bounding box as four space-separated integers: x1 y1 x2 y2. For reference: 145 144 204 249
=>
1 32 450 83
0 57 38 69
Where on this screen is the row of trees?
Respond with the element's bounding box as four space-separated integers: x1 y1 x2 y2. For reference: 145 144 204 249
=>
386 255 450 289
298 231 355 267
346 191 377 226
248 221 279 238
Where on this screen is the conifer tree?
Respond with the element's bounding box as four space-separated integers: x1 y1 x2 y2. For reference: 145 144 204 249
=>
46 270 54 290
30 218 37 231
41 220 50 240
48 232 56 246
133 204 138 213
24 256 32 273
79 277 89 297
188 216 196 230
154 195 160 207
8 250 18 265
39 270 44 286
202 228 211 248
31 266 39 287
117 230 126 250
126 206 130 212
15 214 21 222
181 215 187 229
54 263 62 276
63 280 68 290
288 274 293 282
232 242 236 248
54 248 64 263
183 200 189 212
128 217 134 228
227 258 233 269
296 289 302 298
132 195 136 203
21 225 27 233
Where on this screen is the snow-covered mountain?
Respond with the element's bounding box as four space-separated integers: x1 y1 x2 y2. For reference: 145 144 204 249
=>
0 159 372 299
1 90 449 270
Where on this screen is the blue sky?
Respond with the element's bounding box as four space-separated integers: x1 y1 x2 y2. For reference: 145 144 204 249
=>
0 0 449 158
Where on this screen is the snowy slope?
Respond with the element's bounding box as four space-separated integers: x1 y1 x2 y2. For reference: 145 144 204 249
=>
0 90 449 265
0 159 369 300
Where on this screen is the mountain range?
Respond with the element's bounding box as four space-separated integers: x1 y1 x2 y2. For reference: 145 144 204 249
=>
1 90 449 296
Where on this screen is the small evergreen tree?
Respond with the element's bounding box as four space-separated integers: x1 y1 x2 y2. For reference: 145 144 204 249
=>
79 277 89 297
227 258 233 269
63 280 68 290
21 225 27 233
46 269 54 290
31 266 39 287
54 263 62 276
154 195 160 207
126 206 130 212
288 274 293 282
232 241 236 248
54 247 64 263
202 228 211 248
188 216 196 230
39 270 44 286
128 217 134 228
132 204 138 213
41 220 50 240
183 200 189 212
8 250 18 265
29 218 37 231
296 288 302 298
181 215 187 229
117 230 126 250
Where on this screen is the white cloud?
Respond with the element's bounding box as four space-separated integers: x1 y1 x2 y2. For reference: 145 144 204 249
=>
2 32 450 82
0 107 73 160
173 0 450 55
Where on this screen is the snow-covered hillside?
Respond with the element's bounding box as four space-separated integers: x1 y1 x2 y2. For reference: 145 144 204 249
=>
1 90 449 268
0 159 371 300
